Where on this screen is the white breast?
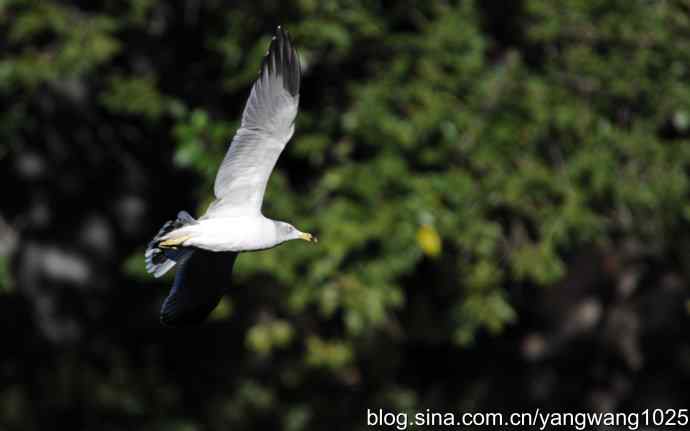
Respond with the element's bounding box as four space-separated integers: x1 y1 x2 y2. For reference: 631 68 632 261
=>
183 216 278 252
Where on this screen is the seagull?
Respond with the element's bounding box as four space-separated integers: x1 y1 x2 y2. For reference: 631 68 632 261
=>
144 26 316 327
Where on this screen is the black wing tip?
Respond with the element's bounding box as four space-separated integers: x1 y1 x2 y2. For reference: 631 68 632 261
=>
261 25 301 97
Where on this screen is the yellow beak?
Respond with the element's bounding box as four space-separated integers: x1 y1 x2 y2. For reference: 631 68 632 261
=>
299 232 318 243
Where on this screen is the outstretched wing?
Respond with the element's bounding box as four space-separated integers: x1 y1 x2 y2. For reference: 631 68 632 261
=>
160 250 238 327
204 26 301 218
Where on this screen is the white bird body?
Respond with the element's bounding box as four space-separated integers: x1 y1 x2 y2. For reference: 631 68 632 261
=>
168 216 280 252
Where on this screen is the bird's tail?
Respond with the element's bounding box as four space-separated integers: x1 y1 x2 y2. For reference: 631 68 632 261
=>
145 211 197 278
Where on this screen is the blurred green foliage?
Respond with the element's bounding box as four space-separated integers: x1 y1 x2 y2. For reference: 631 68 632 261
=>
0 255 9 292
3 0 690 428
162 0 690 351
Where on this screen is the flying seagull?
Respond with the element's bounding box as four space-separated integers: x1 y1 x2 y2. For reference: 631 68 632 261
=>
145 26 316 326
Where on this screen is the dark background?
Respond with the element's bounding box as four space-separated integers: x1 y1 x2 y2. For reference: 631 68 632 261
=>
2 1 690 429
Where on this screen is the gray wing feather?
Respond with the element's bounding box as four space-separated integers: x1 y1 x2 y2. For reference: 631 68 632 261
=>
205 26 301 217
160 250 238 327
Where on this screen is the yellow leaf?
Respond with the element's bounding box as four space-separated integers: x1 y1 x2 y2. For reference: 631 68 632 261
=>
417 224 442 257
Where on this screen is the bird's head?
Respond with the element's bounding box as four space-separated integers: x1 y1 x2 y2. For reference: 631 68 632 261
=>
276 221 318 243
